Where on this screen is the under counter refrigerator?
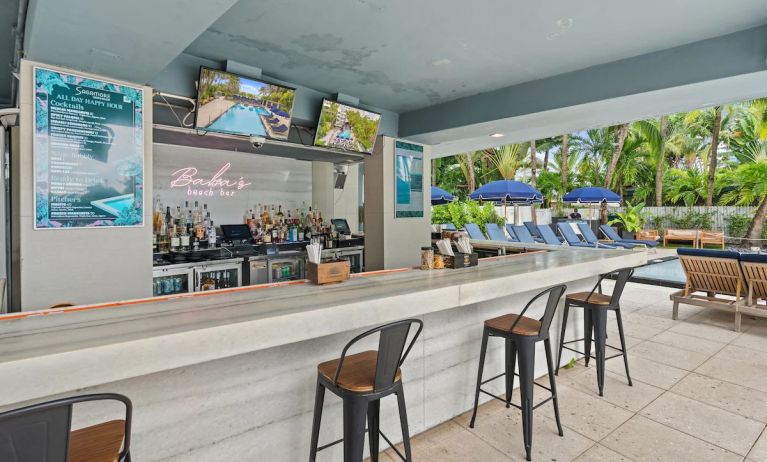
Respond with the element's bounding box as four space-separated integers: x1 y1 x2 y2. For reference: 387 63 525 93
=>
152 265 194 297
194 260 242 291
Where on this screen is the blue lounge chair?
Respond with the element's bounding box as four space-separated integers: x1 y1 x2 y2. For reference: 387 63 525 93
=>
508 224 538 244
557 223 615 249
599 225 659 248
441 223 457 231
464 223 487 240
524 221 542 239
578 223 631 249
537 225 564 246
272 124 289 133
485 223 511 242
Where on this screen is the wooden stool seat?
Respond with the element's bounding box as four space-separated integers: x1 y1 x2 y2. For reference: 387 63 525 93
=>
566 292 611 305
318 350 401 393
485 314 541 336
69 420 125 462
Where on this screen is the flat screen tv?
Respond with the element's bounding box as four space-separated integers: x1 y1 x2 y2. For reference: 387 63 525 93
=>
194 67 295 141
313 99 381 154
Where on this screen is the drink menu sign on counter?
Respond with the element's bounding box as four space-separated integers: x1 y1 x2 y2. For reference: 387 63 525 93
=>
34 67 144 229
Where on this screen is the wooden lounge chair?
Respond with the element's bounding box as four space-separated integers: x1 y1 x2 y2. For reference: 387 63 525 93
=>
671 248 747 331
699 230 725 249
636 229 659 242
664 229 698 247
464 223 487 240
739 253 767 326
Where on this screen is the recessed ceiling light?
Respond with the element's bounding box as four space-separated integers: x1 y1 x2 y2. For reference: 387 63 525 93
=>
557 18 573 29
490 133 504 138
431 58 452 66
546 32 560 41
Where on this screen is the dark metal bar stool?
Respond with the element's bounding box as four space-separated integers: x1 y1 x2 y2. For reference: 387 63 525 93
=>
555 267 634 396
309 319 423 462
469 285 567 461
0 393 132 462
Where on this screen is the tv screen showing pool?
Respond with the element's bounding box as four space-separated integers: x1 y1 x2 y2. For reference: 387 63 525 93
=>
194 67 295 140
313 99 381 154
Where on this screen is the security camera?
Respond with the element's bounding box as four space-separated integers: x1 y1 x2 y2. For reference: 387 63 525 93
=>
249 135 266 149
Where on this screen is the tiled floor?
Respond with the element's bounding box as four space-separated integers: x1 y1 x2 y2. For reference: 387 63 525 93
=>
371 282 767 462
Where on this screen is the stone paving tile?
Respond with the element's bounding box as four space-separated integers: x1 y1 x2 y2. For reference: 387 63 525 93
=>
696 345 767 393
601 415 743 462
668 318 742 343
648 330 726 355
455 400 595 462
748 429 767 461
604 352 688 390
640 392 765 456
573 444 635 461
671 373 767 424
559 367 664 412
554 383 634 441
640 301 702 320
732 323 767 353
629 340 712 371
384 420 508 462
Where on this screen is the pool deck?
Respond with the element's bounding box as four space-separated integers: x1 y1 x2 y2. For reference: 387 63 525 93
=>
196 97 236 127
369 281 767 462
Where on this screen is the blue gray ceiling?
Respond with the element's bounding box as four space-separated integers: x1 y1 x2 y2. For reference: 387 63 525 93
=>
6 0 767 153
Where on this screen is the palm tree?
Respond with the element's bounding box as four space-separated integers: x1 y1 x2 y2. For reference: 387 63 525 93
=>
706 106 723 205
487 143 530 180
560 134 569 193
529 140 538 187
457 152 477 193
665 168 708 206
605 123 630 189
656 116 668 205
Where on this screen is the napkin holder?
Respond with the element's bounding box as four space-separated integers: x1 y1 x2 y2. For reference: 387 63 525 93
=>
442 252 479 269
307 260 351 285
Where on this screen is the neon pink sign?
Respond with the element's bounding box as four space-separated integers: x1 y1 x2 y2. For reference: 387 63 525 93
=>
169 163 252 197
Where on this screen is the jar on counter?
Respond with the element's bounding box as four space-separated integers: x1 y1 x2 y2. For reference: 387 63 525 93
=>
421 246 434 270
433 254 445 269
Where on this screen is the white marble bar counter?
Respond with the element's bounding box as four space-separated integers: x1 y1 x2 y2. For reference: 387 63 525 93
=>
0 246 647 461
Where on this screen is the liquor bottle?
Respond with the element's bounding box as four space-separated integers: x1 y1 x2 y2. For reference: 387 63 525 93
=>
298 223 305 241
153 195 163 233
207 221 217 247
180 224 191 251
204 211 211 228
277 205 284 224
192 201 201 225
170 226 180 252
177 205 185 229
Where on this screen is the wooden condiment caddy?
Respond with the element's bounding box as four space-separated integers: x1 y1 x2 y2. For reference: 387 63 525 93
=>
443 252 479 269
307 260 351 285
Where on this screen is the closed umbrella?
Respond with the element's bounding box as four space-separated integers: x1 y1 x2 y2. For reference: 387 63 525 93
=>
431 186 455 205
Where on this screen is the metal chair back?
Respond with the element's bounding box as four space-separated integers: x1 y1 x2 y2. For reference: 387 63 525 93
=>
333 319 424 393
0 394 132 462
510 285 567 337
608 267 635 306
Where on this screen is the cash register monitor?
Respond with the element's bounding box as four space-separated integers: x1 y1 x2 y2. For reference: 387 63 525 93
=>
331 218 352 236
220 224 252 243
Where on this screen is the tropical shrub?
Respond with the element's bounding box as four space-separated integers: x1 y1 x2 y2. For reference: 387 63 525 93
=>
609 202 646 232
727 214 752 238
430 200 503 233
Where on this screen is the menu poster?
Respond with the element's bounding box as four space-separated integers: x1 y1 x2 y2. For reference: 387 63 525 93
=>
34 67 144 229
394 140 424 218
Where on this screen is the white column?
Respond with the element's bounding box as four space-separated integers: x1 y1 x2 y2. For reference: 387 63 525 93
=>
364 136 431 270
311 161 334 219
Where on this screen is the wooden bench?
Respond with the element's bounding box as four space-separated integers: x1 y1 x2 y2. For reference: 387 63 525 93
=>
671 248 747 331
739 253 767 327
636 229 659 242
699 230 725 249
664 229 698 247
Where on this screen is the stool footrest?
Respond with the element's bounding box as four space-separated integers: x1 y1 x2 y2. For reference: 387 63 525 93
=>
478 388 556 412
480 372 554 393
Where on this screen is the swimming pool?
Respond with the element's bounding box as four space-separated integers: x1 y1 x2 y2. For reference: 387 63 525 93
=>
630 257 685 288
91 194 135 217
208 104 269 136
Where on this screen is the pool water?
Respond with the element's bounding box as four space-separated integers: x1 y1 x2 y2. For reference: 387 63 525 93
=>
208 104 268 136
103 196 135 212
631 257 685 288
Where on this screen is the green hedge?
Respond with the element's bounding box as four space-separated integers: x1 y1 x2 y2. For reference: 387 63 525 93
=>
432 200 504 234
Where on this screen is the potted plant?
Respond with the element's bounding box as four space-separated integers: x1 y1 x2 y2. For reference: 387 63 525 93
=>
608 202 646 240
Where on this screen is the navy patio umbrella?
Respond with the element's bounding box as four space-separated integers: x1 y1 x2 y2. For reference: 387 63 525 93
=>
431 186 455 205
469 180 543 204
563 187 621 204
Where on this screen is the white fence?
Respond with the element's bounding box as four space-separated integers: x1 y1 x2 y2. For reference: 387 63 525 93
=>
495 205 756 231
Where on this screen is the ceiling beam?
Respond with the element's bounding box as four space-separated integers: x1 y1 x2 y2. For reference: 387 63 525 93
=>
399 25 767 154
23 0 240 84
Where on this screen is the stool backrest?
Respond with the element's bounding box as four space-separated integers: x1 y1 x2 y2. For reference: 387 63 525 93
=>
608 267 635 305
335 319 423 393
0 394 131 462
511 284 567 336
